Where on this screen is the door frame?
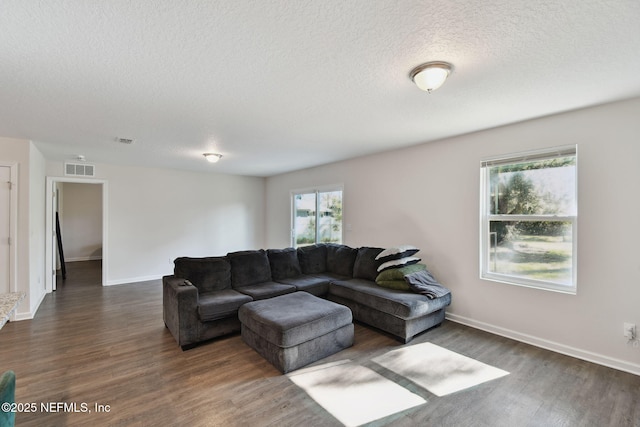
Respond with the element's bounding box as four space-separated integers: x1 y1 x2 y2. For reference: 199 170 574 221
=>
45 176 108 291
0 162 18 293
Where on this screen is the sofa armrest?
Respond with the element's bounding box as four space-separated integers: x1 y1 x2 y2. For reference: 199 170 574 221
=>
163 275 200 349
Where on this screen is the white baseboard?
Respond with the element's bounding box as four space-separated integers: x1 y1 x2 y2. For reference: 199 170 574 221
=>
14 288 47 321
13 312 34 321
105 275 162 286
65 256 103 262
446 312 640 377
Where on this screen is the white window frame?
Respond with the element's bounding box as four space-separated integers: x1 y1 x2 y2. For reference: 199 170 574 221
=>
291 185 344 247
480 145 578 294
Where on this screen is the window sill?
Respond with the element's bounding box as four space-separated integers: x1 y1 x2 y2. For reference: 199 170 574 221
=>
480 273 576 295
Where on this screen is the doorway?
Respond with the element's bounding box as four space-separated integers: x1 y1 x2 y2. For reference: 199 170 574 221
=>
45 177 108 292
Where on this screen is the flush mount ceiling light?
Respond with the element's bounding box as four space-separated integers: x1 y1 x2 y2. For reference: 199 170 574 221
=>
203 153 223 163
410 61 453 93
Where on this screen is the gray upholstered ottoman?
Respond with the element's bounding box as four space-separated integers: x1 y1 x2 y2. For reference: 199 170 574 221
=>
238 291 354 373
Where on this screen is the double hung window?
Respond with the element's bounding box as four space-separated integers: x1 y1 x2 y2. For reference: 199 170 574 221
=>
480 146 577 293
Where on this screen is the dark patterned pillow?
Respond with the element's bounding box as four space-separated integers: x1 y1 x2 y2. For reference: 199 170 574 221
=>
375 245 420 263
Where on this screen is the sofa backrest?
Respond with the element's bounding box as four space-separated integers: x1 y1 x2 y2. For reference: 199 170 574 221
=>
326 244 357 277
227 250 272 288
267 248 302 280
297 244 327 274
173 257 231 294
352 247 385 281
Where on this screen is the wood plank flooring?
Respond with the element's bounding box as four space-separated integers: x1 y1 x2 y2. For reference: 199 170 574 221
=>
0 261 639 426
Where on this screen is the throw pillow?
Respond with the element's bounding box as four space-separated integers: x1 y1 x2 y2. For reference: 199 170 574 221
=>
375 263 427 282
376 279 410 291
375 245 420 263
377 256 421 272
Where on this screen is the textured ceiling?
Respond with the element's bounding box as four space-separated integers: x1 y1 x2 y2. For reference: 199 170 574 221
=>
1 1 639 177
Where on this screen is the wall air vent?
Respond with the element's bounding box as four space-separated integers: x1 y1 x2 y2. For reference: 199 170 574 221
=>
64 162 96 177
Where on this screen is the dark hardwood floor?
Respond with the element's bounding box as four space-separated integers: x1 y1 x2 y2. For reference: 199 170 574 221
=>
0 261 638 426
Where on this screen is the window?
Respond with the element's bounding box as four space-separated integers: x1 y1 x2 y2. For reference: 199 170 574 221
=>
480 146 577 293
292 187 343 247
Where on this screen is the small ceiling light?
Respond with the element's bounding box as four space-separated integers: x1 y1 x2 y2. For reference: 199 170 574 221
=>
410 61 453 93
203 153 222 163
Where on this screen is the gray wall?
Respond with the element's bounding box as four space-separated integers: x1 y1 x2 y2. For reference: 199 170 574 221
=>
265 97 640 375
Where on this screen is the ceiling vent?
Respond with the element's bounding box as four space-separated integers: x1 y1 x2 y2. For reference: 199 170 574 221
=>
64 162 95 177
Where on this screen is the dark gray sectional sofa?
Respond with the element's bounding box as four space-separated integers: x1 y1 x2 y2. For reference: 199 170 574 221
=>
163 244 451 350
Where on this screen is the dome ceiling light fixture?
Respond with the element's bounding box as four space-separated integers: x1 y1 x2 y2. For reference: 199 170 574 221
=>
410 61 453 93
203 153 223 163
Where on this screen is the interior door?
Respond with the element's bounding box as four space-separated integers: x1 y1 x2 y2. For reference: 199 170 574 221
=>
0 166 11 293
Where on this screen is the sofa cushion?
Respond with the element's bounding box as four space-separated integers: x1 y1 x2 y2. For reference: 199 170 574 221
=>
276 275 331 297
198 289 253 322
297 244 327 274
326 244 357 277
267 248 302 280
353 247 384 281
235 281 296 300
227 250 272 288
312 272 350 282
375 245 420 263
173 257 231 294
329 279 451 319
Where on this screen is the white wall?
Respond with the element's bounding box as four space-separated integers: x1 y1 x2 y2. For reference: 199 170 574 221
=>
46 161 266 285
59 182 103 261
28 143 46 315
265 97 640 375
0 137 46 320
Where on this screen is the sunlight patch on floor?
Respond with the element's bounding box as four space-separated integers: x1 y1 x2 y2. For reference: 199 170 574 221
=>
288 360 426 427
373 342 509 397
